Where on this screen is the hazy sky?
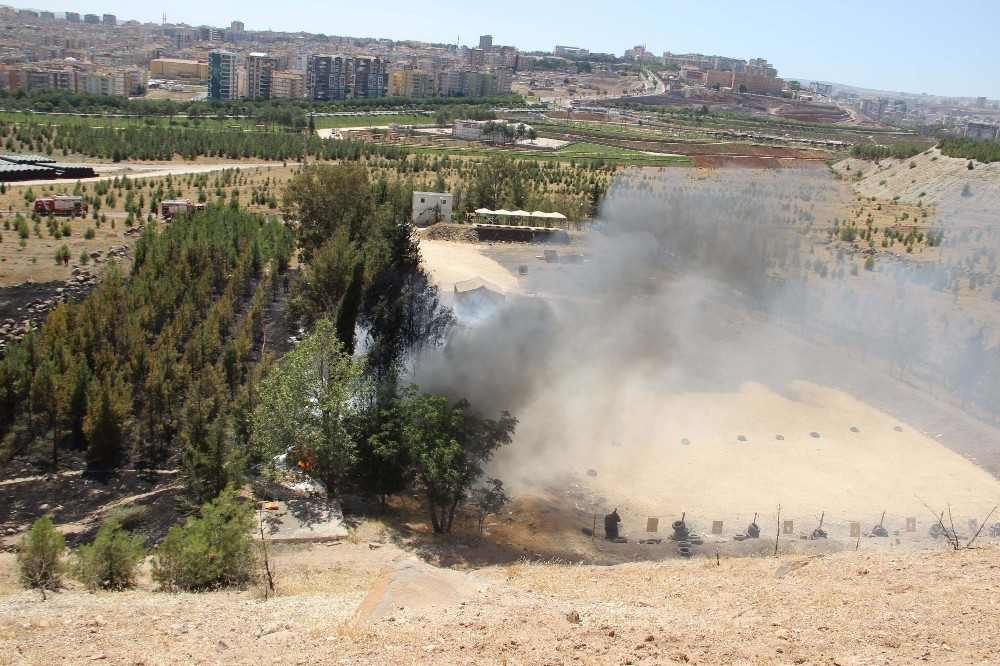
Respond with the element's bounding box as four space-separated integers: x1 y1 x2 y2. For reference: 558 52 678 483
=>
59 0 999 99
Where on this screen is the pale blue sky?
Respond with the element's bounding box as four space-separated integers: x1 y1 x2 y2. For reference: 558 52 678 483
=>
61 0 999 99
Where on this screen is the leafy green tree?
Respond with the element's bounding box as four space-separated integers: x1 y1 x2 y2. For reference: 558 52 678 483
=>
18 516 66 597
335 259 366 355
73 518 146 591
252 319 359 496
350 377 412 514
282 164 374 261
151 487 256 591
359 210 453 384
397 390 517 533
286 232 358 327
469 154 524 210
472 477 509 532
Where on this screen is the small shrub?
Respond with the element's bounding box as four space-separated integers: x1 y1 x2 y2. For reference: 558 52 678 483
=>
84 227 96 239
73 518 146 591
472 478 509 532
151 487 256 591
18 516 66 595
108 505 149 531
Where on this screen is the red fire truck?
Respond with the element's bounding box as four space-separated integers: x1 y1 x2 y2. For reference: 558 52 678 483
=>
33 195 83 216
160 198 206 219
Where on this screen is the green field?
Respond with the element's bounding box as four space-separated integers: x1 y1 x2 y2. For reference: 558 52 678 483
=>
311 113 436 129
554 141 691 165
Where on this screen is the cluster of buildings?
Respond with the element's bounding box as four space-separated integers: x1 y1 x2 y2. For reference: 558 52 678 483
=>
830 88 1000 137
0 9 515 102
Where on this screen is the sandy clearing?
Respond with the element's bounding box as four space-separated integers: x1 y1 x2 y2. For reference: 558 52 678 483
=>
418 238 521 306
504 379 1000 538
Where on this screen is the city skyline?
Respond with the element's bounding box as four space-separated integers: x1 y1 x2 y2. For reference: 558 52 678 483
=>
31 0 1000 100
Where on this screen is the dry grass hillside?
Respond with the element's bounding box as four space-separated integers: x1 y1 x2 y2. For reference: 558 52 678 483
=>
2 539 999 665
833 148 1000 207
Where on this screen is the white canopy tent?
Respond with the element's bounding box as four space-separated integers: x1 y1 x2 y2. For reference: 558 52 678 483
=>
472 208 568 226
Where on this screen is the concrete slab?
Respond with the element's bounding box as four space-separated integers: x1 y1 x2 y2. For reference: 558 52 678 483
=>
258 496 349 543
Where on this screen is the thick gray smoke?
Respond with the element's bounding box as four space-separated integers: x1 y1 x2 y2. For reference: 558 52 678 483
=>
415 165 1000 502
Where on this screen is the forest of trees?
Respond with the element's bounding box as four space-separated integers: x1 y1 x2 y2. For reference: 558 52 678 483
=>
850 142 926 161
1 164 519 540
0 205 292 481
0 89 523 117
938 137 1000 163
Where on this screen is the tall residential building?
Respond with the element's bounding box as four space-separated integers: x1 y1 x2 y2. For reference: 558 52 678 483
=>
246 52 279 100
102 14 116 26
479 35 493 53
306 54 388 100
230 20 245 33
270 71 304 99
208 50 238 100
64 12 80 22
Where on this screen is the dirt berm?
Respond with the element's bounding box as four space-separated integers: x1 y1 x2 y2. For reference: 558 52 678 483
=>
354 558 493 621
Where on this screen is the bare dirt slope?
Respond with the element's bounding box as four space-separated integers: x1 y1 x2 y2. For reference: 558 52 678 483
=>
2 541 998 665
833 148 1000 207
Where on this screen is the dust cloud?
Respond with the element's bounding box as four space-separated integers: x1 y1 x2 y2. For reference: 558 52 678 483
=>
414 166 1000 527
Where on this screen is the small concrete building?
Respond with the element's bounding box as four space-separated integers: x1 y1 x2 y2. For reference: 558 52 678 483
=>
412 191 453 226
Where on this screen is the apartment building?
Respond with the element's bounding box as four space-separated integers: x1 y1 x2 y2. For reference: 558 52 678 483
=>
306 54 388 100
555 45 589 58
705 70 784 96
270 71 304 99
149 58 209 80
389 69 436 97
208 50 238 100
246 52 279 100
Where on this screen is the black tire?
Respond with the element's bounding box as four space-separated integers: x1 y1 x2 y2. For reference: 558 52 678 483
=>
678 546 691 557
747 523 760 538
929 523 944 538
